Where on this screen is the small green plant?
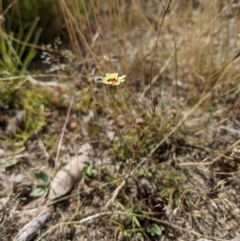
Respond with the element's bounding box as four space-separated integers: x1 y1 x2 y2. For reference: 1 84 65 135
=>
4 158 18 169
137 167 153 179
146 224 164 237
83 162 97 181
111 139 131 161
111 201 144 238
159 167 185 207
0 17 40 77
0 230 5 238
117 201 142 228
30 171 51 198
111 219 132 239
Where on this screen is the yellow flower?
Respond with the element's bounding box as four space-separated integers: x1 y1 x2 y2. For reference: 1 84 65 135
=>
99 73 126 86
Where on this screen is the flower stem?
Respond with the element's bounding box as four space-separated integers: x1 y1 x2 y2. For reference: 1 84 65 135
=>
109 86 132 155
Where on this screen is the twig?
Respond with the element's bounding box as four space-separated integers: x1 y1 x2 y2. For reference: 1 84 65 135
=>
149 0 172 113
55 95 74 166
36 210 232 241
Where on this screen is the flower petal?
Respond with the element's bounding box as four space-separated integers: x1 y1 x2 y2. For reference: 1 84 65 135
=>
99 73 126 86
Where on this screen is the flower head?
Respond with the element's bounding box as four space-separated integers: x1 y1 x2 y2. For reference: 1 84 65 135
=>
99 73 126 86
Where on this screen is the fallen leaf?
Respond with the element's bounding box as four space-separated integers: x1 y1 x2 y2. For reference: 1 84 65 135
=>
48 143 92 200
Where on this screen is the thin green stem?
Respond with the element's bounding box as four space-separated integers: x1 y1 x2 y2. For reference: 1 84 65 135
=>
109 86 132 155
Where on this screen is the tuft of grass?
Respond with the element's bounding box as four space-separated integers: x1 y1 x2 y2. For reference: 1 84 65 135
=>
0 14 46 151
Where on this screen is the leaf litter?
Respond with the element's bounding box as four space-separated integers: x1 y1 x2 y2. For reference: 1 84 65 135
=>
48 143 92 200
